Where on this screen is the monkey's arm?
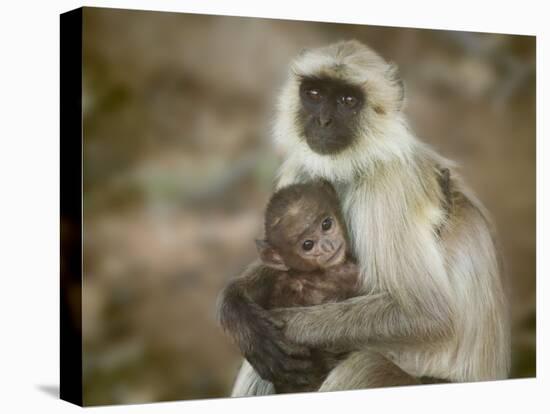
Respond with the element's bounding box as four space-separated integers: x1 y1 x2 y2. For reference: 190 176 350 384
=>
270 288 453 350
217 260 316 386
271 162 459 350
271 187 500 350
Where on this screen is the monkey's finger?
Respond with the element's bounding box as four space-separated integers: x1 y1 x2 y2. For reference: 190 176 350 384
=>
269 316 286 330
288 374 316 387
275 340 311 358
280 357 314 373
247 354 281 383
270 364 307 385
269 350 315 373
258 341 299 368
276 370 317 387
260 348 312 377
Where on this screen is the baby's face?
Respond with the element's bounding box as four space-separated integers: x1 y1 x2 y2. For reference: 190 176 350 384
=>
274 198 348 271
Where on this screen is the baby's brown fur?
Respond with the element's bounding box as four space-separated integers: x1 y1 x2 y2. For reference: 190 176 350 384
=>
254 181 360 392
265 260 358 309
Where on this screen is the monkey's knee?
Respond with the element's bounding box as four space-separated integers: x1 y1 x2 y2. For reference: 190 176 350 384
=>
231 360 276 397
318 350 420 391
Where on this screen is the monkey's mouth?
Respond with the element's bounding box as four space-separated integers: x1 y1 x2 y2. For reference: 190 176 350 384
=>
305 133 351 156
299 117 356 156
324 244 345 267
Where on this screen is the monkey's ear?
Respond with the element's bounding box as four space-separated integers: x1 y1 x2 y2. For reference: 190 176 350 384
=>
255 239 290 271
387 62 405 109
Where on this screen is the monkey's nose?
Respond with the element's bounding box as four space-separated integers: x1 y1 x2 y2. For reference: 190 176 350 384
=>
318 116 332 127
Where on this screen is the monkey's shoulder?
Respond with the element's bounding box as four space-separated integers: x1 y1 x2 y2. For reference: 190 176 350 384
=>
436 176 496 244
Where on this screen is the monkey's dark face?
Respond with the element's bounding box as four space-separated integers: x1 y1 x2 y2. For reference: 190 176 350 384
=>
273 201 348 272
298 77 365 155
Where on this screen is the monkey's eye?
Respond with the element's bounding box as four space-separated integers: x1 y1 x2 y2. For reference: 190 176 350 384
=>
339 95 358 108
305 88 321 101
302 240 315 251
321 217 333 231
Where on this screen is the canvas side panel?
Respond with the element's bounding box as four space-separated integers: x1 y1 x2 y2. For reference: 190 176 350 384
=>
60 7 83 407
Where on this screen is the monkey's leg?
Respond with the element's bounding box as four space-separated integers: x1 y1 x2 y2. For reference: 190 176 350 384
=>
231 360 276 397
318 349 420 391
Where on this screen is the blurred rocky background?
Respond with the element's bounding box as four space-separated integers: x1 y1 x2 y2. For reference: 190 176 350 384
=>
78 7 535 405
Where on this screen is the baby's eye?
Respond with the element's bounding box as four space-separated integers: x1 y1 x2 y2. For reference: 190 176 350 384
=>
321 217 333 231
302 240 315 251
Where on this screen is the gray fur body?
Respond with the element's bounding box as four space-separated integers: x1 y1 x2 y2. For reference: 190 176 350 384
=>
231 40 510 396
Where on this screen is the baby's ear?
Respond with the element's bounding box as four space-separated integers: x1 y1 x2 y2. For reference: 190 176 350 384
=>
255 239 289 271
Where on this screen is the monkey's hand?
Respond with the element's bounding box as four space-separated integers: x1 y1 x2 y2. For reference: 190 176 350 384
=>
242 304 320 387
218 279 318 386
269 305 333 349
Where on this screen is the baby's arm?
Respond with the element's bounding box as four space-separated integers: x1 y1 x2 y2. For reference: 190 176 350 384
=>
217 260 315 387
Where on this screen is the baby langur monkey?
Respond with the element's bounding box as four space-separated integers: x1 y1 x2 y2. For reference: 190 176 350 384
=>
221 180 359 394
257 180 359 310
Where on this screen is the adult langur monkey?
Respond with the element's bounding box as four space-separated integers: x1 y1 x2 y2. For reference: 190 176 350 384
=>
221 40 511 396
